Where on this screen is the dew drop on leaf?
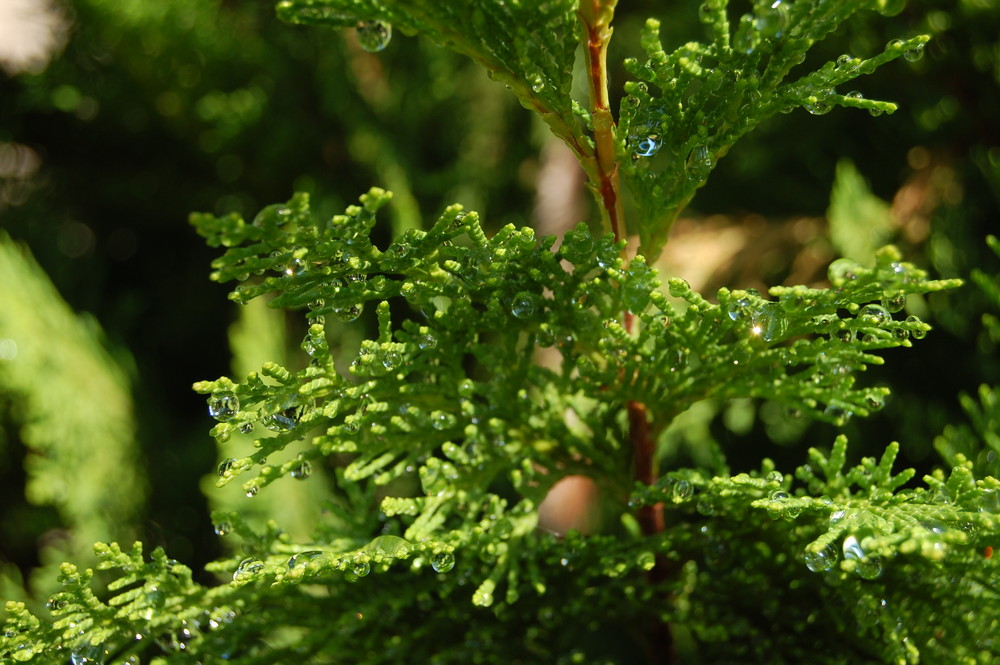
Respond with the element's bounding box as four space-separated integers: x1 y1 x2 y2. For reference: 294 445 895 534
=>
750 302 788 342
214 521 231 536
431 551 455 573
510 291 539 319
859 304 890 326
218 458 236 477
671 479 693 501
804 96 833 116
264 406 300 432
685 144 713 181
233 557 265 583
208 392 239 421
251 204 292 229
284 257 306 277
290 460 312 480
632 135 662 158
352 558 371 577
334 303 363 322
381 350 402 371
906 315 927 339
827 258 861 284
755 0 790 39
903 43 924 62
843 534 883 580
356 20 391 52
881 292 906 313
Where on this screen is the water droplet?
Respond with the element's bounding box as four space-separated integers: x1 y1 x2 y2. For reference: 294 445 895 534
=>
431 551 455 573
284 257 306 277
290 460 312 479
903 43 924 62
416 331 437 350
865 394 886 411
685 144 713 181
750 302 788 342
669 347 688 372
824 403 853 425
766 470 783 484
356 20 391 52
828 258 862 284
218 458 236 477
208 392 239 421
804 95 833 116
633 135 661 158
264 405 300 432
859 304 890 326
846 90 863 100
238 422 254 434
70 646 108 665
233 557 265 583
835 54 854 70
727 296 751 321
755 0 790 39
287 550 326 574
245 485 259 498
381 350 402 371
842 534 883 580
803 543 838 572
334 303 363 322
671 479 693 501
510 291 539 319
351 558 371 577
905 315 927 339
214 521 231 536
252 204 292 229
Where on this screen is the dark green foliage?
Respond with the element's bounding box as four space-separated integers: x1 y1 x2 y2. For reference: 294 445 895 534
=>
2 1 1000 665
617 1 928 256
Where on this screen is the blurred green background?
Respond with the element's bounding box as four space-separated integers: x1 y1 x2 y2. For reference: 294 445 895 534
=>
0 0 997 606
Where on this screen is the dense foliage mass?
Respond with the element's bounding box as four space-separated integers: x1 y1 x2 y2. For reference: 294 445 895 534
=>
1 1 998 664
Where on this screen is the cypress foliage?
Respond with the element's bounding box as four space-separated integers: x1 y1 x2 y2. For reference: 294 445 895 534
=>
2 2 997 664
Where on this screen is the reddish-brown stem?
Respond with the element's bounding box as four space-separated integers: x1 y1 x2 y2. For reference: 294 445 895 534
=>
579 6 675 664
628 401 665 535
580 0 626 247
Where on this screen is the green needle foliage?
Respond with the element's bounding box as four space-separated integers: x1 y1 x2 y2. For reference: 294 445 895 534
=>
3 2 999 665
0 235 144 575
